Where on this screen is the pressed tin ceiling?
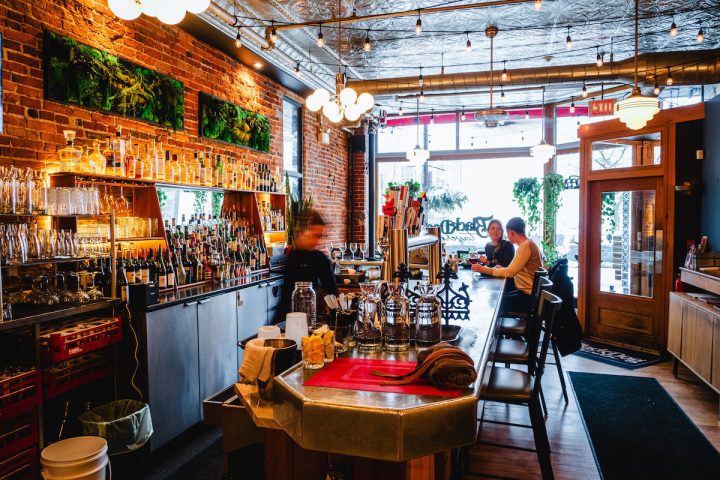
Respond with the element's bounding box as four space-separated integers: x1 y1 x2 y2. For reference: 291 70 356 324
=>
207 0 720 109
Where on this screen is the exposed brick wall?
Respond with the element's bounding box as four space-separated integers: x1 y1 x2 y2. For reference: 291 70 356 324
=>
349 136 367 244
0 0 349 241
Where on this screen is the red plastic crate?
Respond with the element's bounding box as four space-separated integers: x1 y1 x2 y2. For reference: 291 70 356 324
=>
42 352 113 399
0 447 35 480
40 316 122 362
0 412 36 460
0 369 41 421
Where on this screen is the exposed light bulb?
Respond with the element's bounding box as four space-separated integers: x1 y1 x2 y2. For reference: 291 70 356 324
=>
566 27 572 49
654 81 660 96
186 0 210 14
430 110 435 124
363 31 371 52
501 61 508 81
500 86 505 98
420 87 425 100
525 109 529 119
581 83 588 98
670 18 678 37
156 1 186 25
461 109 466 121
270 23 278 44
235 30 242 49
570 98 576 114
109 0 143 20
399 104 404 116
466 33 472 52
534 0 542 11
317 25 325 47
697 28 705 43
416 11 422 35
596 47 604 67
419 70 424 87
294 62 301 77
666 69 673 86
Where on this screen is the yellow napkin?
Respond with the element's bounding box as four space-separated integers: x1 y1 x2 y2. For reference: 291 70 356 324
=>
239 339 276 383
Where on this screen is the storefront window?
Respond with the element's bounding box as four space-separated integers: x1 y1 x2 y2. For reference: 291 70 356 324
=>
459 118 541 150
428 121 456 151
377 123 420 154
283 98 303 200
555 152 580 294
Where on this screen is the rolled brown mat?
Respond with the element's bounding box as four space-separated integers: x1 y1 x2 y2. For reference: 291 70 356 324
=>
371 342 477 389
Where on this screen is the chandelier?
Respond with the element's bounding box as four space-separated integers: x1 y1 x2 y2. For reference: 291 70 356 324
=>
531 87 556 161
407 99 429 164
474 26 509 128
614 0 659 130
108 0 210 25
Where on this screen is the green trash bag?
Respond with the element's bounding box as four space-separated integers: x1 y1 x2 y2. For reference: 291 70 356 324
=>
78 400 153 455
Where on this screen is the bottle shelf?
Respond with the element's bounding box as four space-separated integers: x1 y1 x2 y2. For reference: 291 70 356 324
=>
0 298 120 333
0 256 109 269
115 237 166 242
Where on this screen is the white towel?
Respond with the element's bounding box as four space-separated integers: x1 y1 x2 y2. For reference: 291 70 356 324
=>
239 339 276 383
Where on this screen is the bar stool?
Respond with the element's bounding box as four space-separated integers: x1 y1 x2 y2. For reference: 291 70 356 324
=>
497 268 547 336
472 290 563 480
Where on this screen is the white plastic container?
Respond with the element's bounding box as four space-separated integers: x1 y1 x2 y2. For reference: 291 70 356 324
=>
41 436 109 480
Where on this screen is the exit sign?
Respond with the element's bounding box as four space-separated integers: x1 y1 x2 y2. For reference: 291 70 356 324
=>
589 99 616 116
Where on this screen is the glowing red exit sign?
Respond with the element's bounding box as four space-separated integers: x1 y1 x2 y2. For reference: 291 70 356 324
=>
589 99 616 117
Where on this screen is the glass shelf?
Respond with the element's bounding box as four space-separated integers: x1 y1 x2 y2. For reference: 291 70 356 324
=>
1 256 109 269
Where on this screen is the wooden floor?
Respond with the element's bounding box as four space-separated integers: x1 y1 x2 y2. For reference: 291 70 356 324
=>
465 355 720 479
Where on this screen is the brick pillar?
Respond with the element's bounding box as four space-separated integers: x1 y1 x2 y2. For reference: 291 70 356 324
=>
349 127 368 243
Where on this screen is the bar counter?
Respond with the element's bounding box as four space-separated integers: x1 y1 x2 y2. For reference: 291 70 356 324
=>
241 271 505 469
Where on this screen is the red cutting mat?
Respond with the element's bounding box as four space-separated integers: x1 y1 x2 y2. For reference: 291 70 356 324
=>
303 357 462 398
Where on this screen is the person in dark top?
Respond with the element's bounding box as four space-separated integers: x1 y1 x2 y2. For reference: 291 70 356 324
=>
276 209 338 323
480 219 514 268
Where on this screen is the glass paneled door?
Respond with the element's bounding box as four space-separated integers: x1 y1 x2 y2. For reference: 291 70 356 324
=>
586 177 666 351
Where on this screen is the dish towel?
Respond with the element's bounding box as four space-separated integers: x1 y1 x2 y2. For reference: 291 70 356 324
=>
239 339 276 383
370 342 477 389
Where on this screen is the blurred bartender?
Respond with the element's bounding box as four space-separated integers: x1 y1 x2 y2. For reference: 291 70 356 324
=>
276 209 338 323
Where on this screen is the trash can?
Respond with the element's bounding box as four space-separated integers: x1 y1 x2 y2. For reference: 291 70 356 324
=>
78 400 153 479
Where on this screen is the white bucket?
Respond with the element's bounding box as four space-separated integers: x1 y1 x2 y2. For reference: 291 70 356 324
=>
41 436 110 480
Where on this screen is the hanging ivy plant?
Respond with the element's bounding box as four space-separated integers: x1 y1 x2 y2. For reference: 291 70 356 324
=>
512 177 542 234
542 173 565 264
601 192 617 241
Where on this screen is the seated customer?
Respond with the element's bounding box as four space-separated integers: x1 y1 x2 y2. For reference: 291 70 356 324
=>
472 217 542 313
480 219 514 268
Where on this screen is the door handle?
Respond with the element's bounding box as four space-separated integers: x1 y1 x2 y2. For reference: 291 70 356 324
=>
237 291 244 307
183 301 198 307
655 229 663 275
198 299 210 305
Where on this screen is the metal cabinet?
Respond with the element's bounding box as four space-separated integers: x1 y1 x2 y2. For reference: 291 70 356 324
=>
237 284 269 367
198 293 239 411
266 278 283 324
145 302 200 450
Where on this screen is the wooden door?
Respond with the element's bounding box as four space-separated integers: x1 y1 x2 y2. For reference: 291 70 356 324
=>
585 176 667 351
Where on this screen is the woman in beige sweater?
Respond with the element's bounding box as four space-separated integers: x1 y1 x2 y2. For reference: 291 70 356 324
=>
472 217 542 313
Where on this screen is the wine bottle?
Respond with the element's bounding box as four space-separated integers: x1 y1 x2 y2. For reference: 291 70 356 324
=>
125 250 135 284
140 249 150 284
147 248 157 284
117 259 129 302
166 247 176 288
157 246 168 289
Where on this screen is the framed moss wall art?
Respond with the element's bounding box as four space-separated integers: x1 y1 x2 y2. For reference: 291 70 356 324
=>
43 30 184 130
199 92 270 153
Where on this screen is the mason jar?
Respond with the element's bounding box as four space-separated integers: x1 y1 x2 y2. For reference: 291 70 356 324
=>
291 281 317 328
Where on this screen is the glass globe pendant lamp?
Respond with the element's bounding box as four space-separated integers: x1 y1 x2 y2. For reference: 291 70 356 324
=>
108 0 143 20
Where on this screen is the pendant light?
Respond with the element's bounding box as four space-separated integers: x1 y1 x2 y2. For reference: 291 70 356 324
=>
364 31 372 52
407 99 429 164
531 87 556 162
566 27 573 49
185 0 210 14
614 0 660 130
109 0 143 20
474 26 508 127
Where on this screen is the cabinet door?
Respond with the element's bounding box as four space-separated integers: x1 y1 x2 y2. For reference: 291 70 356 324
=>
145 302 200 450
266 279 283 324
667 293 683 356
681 304 714 380
237 285 269 367
712 314 720 391
198 293 239 405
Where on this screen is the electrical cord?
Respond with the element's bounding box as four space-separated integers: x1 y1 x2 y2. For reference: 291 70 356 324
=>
123 303 144 401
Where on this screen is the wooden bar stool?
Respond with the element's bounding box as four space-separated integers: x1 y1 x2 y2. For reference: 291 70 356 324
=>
472 290 563 480
497 269 547 336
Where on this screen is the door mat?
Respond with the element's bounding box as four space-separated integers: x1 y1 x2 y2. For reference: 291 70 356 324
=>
572 339 664 369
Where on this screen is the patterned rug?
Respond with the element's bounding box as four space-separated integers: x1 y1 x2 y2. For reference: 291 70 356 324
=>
572 340 664 369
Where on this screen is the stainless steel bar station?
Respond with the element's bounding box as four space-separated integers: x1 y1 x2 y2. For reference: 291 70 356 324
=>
2 1 720 479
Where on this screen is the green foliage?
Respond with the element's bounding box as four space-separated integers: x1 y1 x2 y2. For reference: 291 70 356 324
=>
601 192 617 240
211 192 223 218
427 187 468 213
157 189 167 208
542 173 565 264
386 180 421 198
44 30 184 129
512 177 542 234
193 191 207 216
199 93 270 152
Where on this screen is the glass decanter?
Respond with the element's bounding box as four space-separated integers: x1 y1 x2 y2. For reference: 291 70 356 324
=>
381 281 410 352
86 140 107 175
356 281 382 351
291 281 318 328
32 170 47 214
414 282 443 350
58 130 82 173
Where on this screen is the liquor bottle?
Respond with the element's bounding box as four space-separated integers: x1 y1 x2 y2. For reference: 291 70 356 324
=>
147 248 156 284
182 244 193 284
113 128 125 177
165 150 173 183
191 248 202 283
124 137 135 178
139 249 150 283
125 250 135 284
215 154 224 188
117 259 129 302
103 135 115 175
157 246 168 289
172 246 186 285
134 144 144 179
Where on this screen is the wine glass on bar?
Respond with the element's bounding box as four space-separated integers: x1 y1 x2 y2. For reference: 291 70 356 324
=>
349 242 358 260
360 242 368 260
338 242 347 261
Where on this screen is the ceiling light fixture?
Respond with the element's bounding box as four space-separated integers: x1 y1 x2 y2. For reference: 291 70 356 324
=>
500 85 505 98
270 21 278 44
531 87 556 162
419 86 425 100
501 61 508 81
525 109 530 119
670 16 678 37
294 61 301 77
364 31 371 52
418 67 424 87
666 66 673 85
185 0 210 14
407 99 429 164
109 0 143 20
614 0 660 130
254 61 264 69
581 82 588 98
111 0 209 22
317 23 325 47
430 109 435 124
534 0 542 11
697 28 705 43
461 107 466 121
399 102 404 116
654 79 660 96
596 46 603 67
474 25 509 128
415 10 423 35
305 13 374 123
466 32 472 52
570 97 576 114
566 27 572 49
235 29 242 48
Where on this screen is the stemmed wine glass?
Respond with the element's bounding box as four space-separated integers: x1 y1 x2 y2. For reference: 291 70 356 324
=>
337 242 347 261
349 242 358 260
326 242 334 259
360 242 368 260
